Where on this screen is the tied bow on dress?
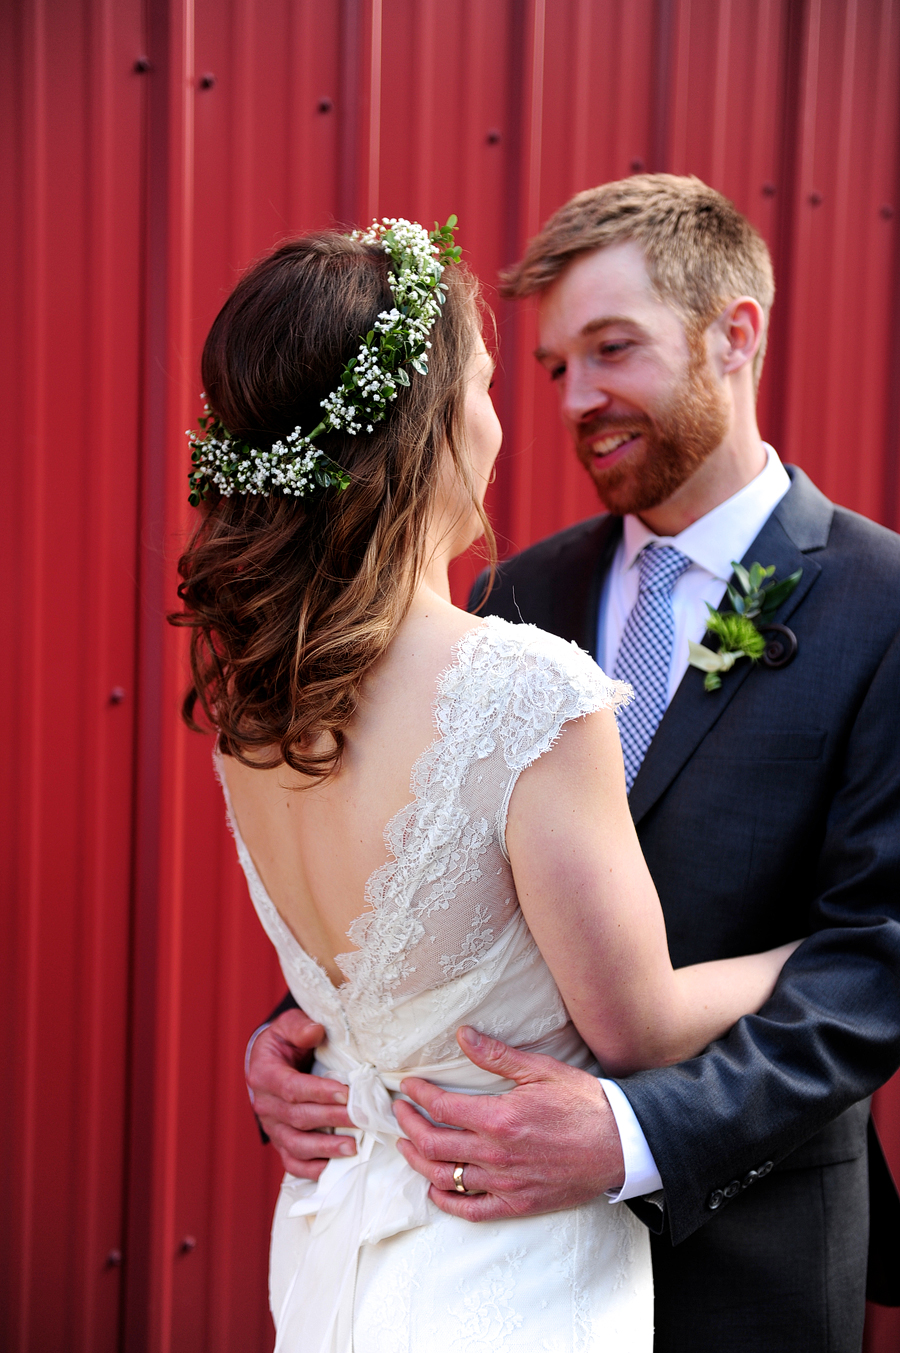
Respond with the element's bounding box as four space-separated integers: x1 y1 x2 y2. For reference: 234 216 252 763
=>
273 1054 432 1353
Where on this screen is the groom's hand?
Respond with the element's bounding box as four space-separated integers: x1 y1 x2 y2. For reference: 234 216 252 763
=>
247 1009 355 1179
394 1026 625 1221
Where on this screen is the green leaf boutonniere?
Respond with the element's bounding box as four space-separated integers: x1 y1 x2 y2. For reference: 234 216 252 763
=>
688 560 803 692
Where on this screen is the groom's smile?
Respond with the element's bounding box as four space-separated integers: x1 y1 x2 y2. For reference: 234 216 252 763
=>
584 426 646 466
536 240 730 518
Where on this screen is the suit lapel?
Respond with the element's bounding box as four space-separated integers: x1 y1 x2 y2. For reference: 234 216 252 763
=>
627 469 832 827
578 515 623 656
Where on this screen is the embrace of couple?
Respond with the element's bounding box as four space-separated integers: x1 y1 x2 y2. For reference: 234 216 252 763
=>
175 175 900 1352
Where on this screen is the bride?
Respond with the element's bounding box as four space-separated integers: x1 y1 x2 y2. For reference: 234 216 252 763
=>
173 219 797 1352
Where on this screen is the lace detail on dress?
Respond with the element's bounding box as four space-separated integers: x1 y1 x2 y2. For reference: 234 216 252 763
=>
218 617 631 1061
335 618 631 1028
445 1246 527 1351
439 899 496 978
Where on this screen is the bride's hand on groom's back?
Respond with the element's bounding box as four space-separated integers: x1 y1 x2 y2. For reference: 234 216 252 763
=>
247 1009 355 1179
393 1026 626 1221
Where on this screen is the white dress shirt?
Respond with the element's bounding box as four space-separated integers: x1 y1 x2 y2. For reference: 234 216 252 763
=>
597 444 791 1202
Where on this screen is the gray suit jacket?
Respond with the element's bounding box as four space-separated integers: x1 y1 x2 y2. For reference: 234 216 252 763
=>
470 467 900 1322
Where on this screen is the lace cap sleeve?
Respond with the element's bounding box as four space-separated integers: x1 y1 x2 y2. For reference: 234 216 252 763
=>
453 618 631 861
472 616 632 773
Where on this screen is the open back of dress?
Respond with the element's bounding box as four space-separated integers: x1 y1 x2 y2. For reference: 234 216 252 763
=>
218 616 653 1353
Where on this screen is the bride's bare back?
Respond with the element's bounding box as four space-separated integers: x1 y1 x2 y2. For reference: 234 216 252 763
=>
220 602 484 986
221 589 797 1073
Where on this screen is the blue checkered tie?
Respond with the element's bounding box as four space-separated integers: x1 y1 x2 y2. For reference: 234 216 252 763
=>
613 543 693 793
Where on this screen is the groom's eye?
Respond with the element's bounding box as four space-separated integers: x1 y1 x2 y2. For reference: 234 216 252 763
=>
549 364 566 381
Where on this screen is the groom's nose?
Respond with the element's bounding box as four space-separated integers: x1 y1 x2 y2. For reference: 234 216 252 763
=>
559 362 613 430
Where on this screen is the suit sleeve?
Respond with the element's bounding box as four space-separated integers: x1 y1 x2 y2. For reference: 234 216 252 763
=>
266 989 300 1023
617 627 900 1244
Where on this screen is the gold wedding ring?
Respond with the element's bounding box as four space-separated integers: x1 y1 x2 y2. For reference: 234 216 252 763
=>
452 1163 468 1194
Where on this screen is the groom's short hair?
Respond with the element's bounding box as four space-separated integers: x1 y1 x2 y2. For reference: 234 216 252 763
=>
501 174 775 381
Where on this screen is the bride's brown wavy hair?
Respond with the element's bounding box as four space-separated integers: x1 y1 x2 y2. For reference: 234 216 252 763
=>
170 231 493 777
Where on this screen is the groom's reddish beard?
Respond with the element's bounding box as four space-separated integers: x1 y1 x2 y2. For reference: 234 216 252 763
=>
575 343 730 516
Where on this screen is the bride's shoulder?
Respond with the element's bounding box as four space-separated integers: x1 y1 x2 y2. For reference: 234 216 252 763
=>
465 614 613 680
448 615 632 724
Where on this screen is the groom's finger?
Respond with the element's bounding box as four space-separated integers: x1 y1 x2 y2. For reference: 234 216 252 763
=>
426 1185 525 1222
254 1092 355 1133
395 1138 526 1222
392 1099 504 1167
455 1025 566 1082
394 1136 489 1195
269 1129 352 1180
396 1076 515 1141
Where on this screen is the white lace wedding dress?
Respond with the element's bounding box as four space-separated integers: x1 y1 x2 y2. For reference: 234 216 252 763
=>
218 616 653 1352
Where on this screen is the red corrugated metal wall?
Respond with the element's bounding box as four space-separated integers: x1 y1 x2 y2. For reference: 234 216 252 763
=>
2 2 899 1350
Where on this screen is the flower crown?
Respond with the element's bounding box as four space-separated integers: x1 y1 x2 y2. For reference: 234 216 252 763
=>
187 216 462 506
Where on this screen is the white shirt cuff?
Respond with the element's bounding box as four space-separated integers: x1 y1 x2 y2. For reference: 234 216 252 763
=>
598 1078 663 1202
244 1022 272 1106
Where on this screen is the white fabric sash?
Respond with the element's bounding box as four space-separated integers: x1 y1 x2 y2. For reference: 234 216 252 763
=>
273 1055 433 1353
273 1028 596 1353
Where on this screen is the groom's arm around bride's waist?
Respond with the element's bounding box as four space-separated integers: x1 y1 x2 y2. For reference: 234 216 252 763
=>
249 505 900 1252
452 498 900 1249
616 550 900 1246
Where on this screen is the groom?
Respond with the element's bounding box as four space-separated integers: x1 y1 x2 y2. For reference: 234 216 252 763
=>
247 176 900 1350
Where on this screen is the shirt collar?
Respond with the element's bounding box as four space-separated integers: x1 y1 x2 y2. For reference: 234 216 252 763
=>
621 444 791 580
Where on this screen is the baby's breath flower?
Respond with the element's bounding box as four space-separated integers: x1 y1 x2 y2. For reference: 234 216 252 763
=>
187 216 461 506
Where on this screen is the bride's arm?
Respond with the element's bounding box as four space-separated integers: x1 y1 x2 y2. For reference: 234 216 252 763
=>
506 708 800 1078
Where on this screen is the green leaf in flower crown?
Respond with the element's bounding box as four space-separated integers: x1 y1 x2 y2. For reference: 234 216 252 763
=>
187 216 458 504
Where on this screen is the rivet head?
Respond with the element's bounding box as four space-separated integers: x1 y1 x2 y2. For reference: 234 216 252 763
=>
179 1235 197 1255
317 97 334 114
762 181 777 198
880 204 895 220
809 190 824 206
630 158 645 173
109 687 126 705
133 57 151 73
486 128 502 145
105 1248 122 1268
199 72 216 90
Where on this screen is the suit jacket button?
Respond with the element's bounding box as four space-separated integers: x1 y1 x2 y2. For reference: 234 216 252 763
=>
708 1189 724 1210
723 1180 741 1199
742 1170 759 1188
757 1161 774 1177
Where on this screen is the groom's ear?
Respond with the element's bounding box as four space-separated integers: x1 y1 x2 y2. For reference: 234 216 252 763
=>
712 297 765 377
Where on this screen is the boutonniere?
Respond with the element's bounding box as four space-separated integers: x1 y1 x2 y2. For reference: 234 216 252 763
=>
688 560 803 691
